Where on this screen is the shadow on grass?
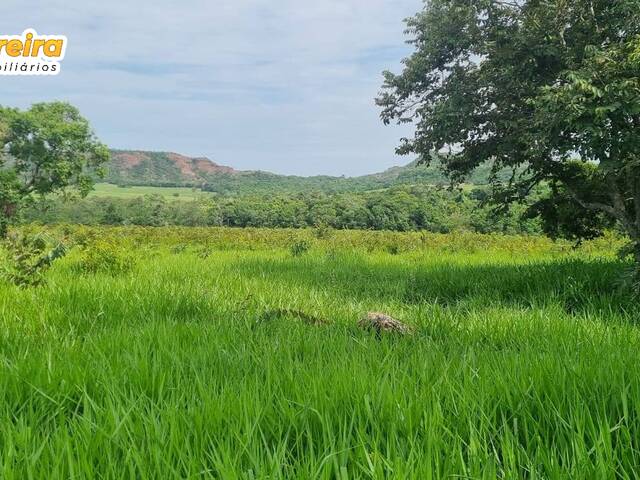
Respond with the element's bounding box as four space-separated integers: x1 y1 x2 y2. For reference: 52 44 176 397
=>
230 254 636 317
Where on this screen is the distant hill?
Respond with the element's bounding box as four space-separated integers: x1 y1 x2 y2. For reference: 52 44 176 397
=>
104 149 508 195
105 150 236 185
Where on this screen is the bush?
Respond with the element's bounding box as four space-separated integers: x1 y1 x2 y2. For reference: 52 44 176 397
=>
313 223 334 239
74 240 136 275
1 231 67 287
171 244 188 254
290 240 311 257
69 226 99 248
385 243 401 255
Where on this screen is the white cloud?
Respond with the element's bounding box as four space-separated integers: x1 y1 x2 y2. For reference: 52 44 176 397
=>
0 0 420 175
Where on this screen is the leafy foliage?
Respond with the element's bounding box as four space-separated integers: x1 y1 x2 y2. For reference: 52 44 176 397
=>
0 231 67 287
524 162 615 241
378 0 640 256
289 239 311 257
21 185 541 234
0 102 109 236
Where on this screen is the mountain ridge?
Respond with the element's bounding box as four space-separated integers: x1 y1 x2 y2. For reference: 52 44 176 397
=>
104 149 499 195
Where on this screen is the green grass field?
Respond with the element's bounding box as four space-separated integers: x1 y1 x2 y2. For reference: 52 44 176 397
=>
0 227 639 478
90 183 211 200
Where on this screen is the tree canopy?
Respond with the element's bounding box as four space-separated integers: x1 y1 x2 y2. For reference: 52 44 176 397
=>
0 102 108 236
378 0 640 258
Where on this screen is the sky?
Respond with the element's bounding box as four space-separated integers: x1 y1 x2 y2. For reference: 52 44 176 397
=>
1 0 421 176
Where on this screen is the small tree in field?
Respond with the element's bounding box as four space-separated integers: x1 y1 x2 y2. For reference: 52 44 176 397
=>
377 1 640 266
0 102 109 237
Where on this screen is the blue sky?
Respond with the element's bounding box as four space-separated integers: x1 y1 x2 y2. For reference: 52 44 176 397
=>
1 0 420 176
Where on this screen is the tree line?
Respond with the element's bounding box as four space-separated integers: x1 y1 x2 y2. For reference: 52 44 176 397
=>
21 185 540 234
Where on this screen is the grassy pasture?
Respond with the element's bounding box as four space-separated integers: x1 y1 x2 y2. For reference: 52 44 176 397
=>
0 227 638 478
89 183 211 200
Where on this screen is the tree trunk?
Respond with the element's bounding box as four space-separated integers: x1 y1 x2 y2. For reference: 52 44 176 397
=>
0 200 16 239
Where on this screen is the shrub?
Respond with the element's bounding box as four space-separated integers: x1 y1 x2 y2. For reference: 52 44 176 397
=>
290 240 311 257
74 240 136 275
385 243 401 255
70 226 99 248
1 231 67 287
313 223 334 239
171 244 188 254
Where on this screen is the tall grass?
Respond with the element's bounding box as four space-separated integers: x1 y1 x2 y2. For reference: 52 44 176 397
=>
0 227 638 478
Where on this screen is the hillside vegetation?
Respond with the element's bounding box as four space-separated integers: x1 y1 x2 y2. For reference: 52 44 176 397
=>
104 150 510 194
105 150 235 186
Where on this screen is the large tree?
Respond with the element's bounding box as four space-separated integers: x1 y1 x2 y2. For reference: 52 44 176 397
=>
0 102 109 237
378 1 640 261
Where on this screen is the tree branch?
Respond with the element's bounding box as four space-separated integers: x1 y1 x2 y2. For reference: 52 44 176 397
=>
564 182 638 239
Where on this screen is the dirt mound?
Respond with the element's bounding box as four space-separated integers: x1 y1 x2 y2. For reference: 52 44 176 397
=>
358 312 413 335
